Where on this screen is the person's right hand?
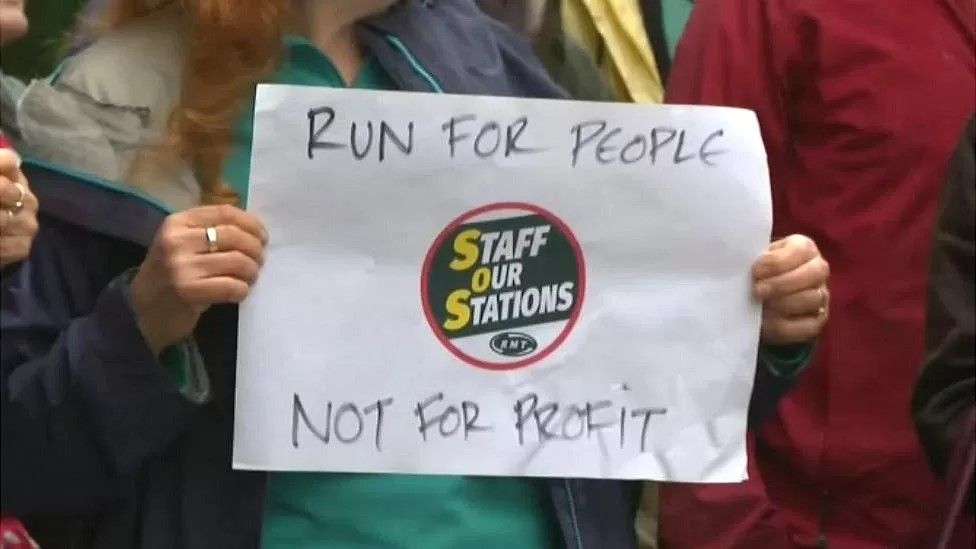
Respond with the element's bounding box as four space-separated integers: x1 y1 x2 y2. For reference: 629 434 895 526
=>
130 205 267 355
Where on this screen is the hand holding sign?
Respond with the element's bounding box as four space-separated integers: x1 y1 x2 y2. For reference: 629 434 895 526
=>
752 234 831 345
131 205 267 354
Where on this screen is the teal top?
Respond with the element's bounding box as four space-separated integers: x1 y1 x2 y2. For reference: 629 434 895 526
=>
223 35 560 549
661 0 695 59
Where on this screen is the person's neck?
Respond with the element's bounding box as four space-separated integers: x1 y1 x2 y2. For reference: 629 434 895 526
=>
301 1 392 85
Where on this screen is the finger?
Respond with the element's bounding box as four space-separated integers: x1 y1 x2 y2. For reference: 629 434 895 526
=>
0 178 36 213
0 235 32 265
765 287 829 316
0 149 21 173
766 236 790 251
0 176 21 206
0 210 37 237
752 235 820 279
181 224 265 262
755 257 830 299
188 251 261 284
178 277 251 305
761 310 827 345
181 204 268 243
23 186 38 213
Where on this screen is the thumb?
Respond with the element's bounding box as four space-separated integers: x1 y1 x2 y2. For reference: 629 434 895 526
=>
0 148 22 173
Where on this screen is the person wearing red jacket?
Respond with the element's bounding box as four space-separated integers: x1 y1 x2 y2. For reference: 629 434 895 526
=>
661 1 976 548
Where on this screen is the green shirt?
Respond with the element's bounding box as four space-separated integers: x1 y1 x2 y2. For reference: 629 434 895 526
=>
223 36 559 549
661 0 695 60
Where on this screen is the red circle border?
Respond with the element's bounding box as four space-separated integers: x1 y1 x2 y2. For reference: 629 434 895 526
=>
420 202 587 371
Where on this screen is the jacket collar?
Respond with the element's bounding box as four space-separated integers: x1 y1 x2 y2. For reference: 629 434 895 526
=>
362 0 566 98
23 160 168 248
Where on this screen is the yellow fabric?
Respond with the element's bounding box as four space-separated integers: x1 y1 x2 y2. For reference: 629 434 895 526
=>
560 0 664 103
636 483 659 549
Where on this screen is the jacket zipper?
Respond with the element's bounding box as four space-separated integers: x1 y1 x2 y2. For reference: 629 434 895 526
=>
564 479 584 549
383 34 445 93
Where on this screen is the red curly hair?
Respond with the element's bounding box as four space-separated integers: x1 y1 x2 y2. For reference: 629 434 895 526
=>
100 0 293 204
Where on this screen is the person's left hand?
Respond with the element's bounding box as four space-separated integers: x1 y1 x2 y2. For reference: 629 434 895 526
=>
752 234 830 345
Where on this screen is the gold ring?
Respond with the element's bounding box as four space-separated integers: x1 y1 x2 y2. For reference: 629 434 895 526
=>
10 181 26 215
205 226 219 253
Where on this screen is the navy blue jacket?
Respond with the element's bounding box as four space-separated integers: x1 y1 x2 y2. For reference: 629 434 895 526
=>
0 2 796 548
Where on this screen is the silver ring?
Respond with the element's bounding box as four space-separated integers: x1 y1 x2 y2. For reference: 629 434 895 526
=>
817 287 828 316
9 182 26 215
205 226 219 253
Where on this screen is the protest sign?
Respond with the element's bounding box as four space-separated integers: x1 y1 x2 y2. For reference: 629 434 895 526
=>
232 85 771 482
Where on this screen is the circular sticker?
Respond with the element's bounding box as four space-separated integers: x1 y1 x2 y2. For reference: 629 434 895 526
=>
421 202 585 370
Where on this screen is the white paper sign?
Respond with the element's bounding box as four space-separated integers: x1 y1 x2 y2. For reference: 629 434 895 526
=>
233 85 771 482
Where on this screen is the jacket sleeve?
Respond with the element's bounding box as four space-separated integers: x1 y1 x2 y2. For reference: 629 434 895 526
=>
912 116 976 478
658 1 803 545
1 222 195 516
0 264 20 287
750 343 811 428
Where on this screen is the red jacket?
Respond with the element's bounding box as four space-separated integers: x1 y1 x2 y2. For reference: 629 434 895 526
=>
0 518 38 549
662 1 976 547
